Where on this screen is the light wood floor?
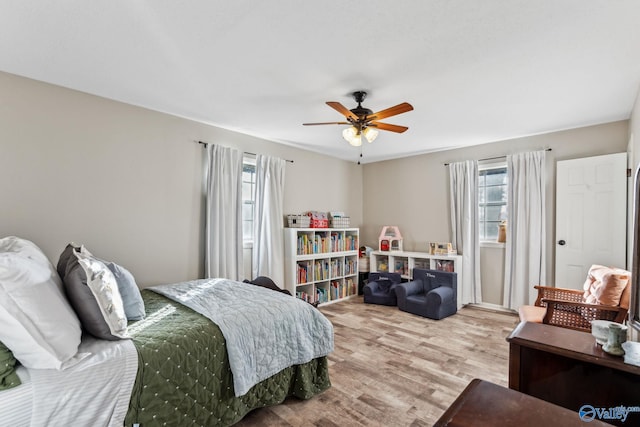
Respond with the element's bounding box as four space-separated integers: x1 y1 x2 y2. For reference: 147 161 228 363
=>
237 296 520 426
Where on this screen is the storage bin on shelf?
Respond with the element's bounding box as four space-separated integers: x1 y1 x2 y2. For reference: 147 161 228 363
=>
307 211 329 228
287 214 311 228
329 211 350 228
330 217 350 228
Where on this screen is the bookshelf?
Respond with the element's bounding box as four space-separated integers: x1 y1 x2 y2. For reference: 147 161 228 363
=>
284 228 359 306
369 250 463 307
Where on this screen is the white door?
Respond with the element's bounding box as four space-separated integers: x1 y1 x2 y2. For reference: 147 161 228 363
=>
555 152 627 289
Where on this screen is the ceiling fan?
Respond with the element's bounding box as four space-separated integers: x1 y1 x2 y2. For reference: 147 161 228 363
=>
303 91 414 146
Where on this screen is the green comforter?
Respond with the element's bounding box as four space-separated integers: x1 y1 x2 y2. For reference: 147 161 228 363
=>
125 290 330 426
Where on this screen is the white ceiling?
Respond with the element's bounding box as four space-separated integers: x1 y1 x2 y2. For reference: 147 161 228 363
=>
2 1 640 163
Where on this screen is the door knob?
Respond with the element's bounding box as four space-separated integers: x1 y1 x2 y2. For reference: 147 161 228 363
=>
558 240 566 246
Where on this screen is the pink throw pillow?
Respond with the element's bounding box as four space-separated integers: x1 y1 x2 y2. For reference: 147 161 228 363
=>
583 264 630 306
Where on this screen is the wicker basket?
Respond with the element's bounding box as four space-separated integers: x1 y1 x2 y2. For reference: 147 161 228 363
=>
330 217 350 228
287 214 310 228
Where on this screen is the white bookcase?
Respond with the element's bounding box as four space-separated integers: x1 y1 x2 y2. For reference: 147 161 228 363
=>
284 228 359 305
369 250 463 307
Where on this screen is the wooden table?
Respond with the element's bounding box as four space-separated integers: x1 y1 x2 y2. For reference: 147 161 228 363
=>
507 321 640 426
434 378 613 426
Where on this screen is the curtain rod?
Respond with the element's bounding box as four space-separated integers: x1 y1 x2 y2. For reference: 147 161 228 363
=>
197 140 294 163
443 148 552 166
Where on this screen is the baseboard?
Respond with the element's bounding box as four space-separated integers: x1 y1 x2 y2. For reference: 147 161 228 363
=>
465 302 517 315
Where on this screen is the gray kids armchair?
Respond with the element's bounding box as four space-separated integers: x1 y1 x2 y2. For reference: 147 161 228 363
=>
363 272 403 306
396 268 458 319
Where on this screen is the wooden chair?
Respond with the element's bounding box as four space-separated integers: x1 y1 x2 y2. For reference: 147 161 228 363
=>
518 266 631 333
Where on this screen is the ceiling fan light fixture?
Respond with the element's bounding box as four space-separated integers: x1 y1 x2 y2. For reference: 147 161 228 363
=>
304 91 413 148
342 126 362 146
363 127 379 143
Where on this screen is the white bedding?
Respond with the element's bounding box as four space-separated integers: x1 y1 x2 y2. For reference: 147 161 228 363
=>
1 367 32 426
150 278 334 397
0 337 137 427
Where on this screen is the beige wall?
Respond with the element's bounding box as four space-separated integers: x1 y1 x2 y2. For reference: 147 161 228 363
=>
480 245 506 305
1 68 633 302
0 71 363 287
362 121 629 304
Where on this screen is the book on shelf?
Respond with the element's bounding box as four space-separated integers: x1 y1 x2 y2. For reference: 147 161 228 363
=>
346 278 355 296
296 291 314 303
329 280 354 300
297 233 315 255
330 259 337 277
297 261 311 284
296 230 357 255
345 234 358 251
330 281 340 300
316 287 328 304
313 260 329 280
330 232 341 252
436 259 455 272
344 258 356 275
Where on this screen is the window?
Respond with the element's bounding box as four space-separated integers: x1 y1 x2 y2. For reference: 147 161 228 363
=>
242 156 256 243
478 165 507 241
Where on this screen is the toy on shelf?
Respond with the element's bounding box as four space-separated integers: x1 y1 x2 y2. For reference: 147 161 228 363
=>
428 242 456 255
378 226 403 251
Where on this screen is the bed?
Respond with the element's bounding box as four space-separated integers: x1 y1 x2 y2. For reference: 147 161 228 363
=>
0 237 333 426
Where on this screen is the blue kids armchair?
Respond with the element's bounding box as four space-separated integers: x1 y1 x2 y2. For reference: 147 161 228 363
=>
363 272 403 306
396 268 457 319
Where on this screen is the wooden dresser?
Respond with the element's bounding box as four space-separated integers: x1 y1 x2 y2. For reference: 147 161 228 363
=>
434 379 613 427
507 321 640 426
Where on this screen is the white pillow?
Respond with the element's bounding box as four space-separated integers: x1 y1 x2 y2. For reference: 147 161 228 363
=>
0 236 64 292
0 237 82 369
73 250 129 339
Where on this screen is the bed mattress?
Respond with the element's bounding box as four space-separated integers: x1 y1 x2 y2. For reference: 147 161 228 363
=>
0 367 32 426
0 338 137 427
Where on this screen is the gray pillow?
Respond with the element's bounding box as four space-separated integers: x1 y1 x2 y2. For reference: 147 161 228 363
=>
103 261 145 321
63 257 124 341
57 243 80 280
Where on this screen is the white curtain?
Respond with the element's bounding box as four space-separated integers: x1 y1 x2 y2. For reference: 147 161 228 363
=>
503 150 546 309
252 154 286 286
205 144 244 280
449 160 482 305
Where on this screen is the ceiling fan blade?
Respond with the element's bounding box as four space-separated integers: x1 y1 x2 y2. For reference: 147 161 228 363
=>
367 102 414 121
303 121 350 126
370 121 409 133
326 102 359 121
